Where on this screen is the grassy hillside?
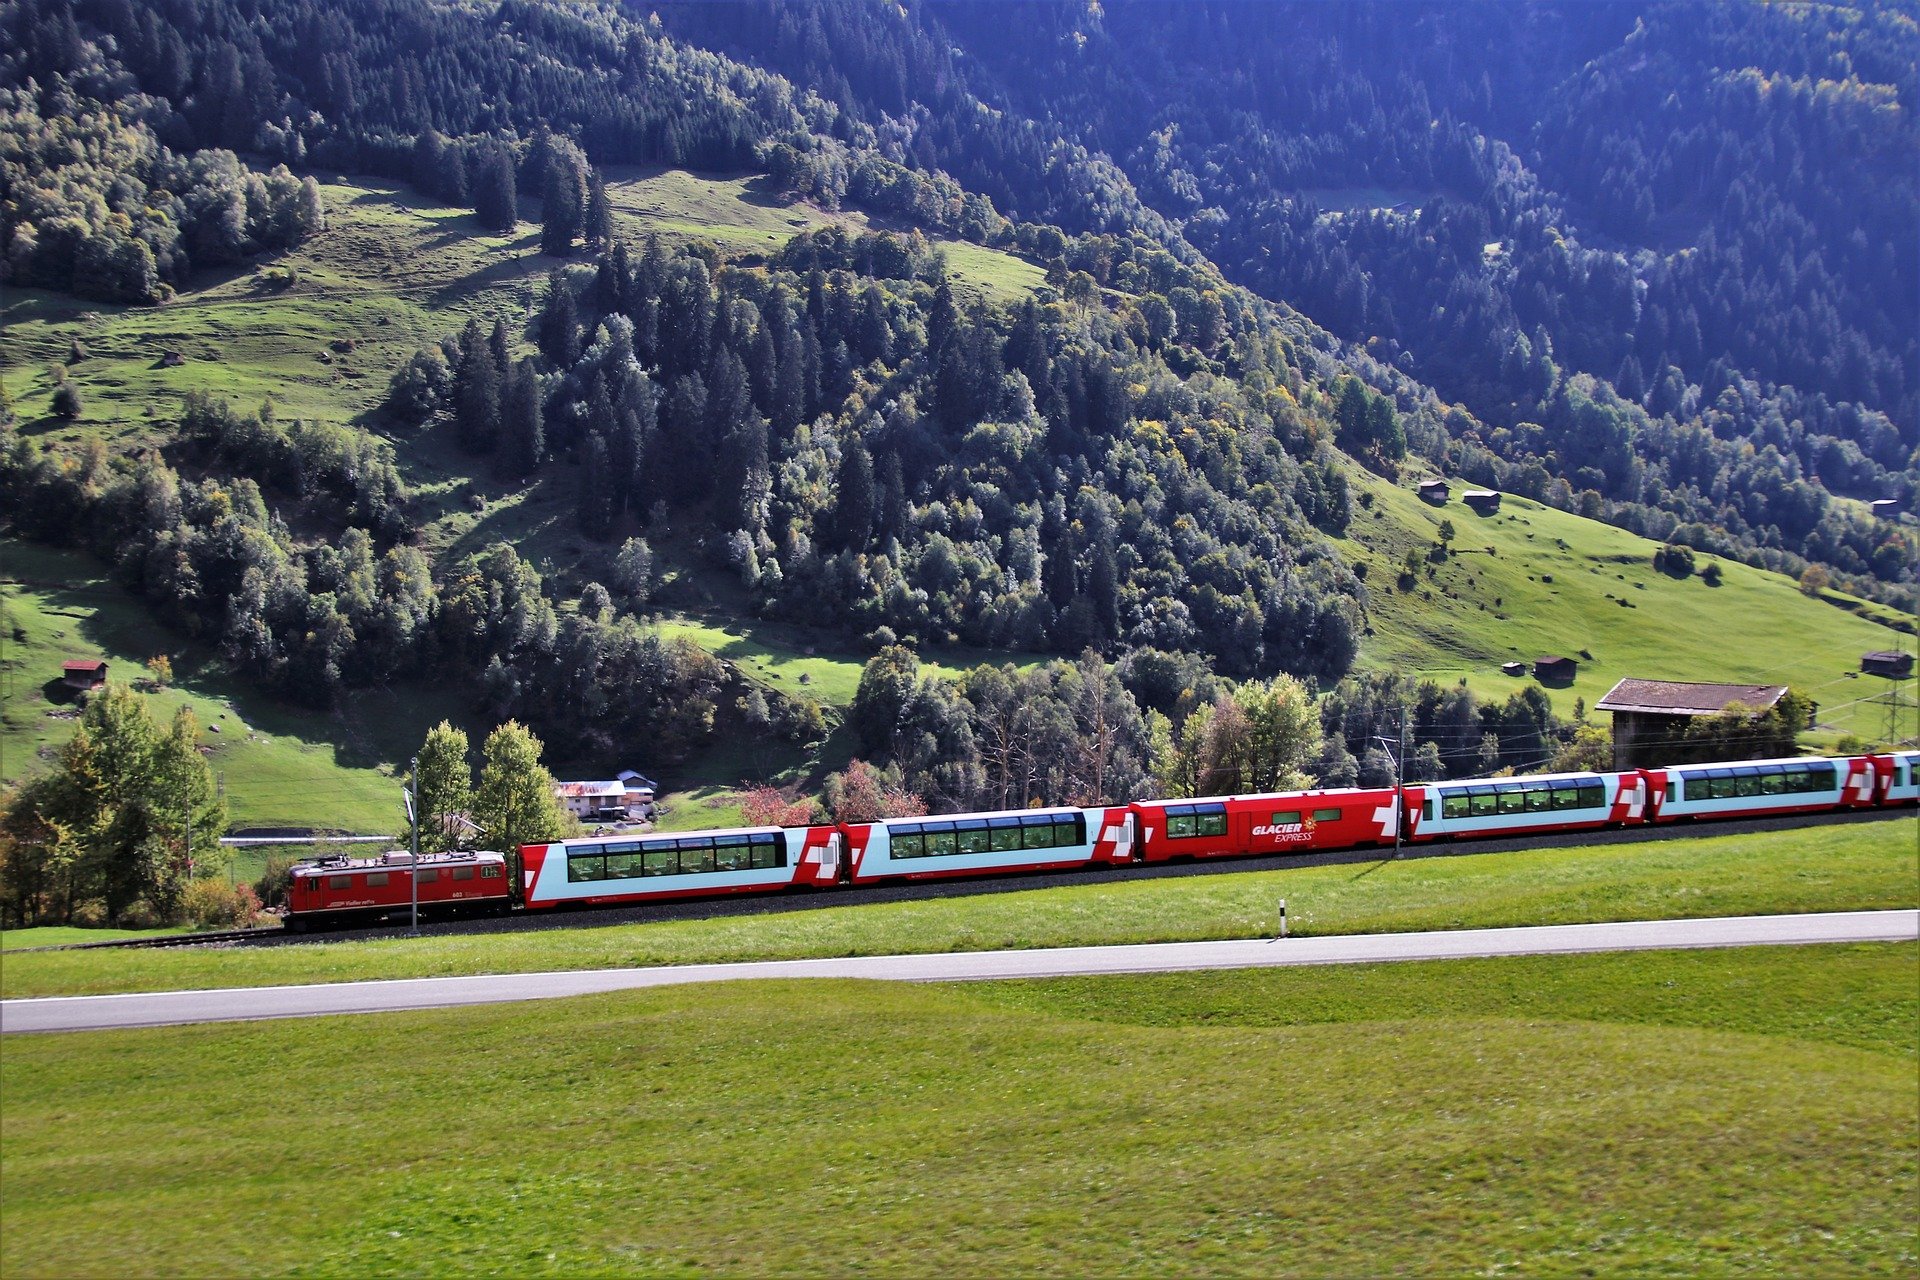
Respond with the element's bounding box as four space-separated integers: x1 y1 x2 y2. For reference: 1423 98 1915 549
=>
0 170 1048 825
0 168 1041 456
1342 472 1915 741
1 539 427 832
2 944 1912 1276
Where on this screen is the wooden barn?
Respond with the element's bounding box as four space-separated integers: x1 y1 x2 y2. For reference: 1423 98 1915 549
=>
61 659 108 691
1417 478 1451 504
1595 678 1792 768
1533 655 1577 683
1862 651 1914 678
1462 490 1501 514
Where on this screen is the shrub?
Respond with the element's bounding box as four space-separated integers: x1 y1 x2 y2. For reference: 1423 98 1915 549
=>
254 854 298 910
183 877 261 928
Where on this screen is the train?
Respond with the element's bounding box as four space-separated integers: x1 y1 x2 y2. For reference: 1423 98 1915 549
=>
283 749 1920 928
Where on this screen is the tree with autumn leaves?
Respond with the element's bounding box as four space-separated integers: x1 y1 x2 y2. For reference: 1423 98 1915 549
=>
0 682 225 927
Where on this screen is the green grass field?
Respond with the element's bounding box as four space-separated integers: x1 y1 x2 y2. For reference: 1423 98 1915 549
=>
1 942 1912 1276
1 539 419 832
1344 473 1915 740
3 817 1911 998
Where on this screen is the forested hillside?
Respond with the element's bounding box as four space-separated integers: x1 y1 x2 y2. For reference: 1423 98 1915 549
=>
657 0 1920 600
1 0 1913 831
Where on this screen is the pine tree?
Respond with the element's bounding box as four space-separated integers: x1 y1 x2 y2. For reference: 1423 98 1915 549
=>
499 359 545 478
585 171 613 248
538 271 580 368
474 141 518 232
541 157 583 256
454 320 501 453
832 436 876 550
579 431 616 537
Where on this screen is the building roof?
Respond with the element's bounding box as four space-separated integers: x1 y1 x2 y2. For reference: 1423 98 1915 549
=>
554 780 627 798
1595 678 1788 717
1864 650 1911 663
62 659 107 672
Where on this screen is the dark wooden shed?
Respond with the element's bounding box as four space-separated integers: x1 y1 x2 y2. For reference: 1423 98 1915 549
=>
1862 651 1914 678
1533 655 1577 683
1417 478 1450 504
1462 490 1501 514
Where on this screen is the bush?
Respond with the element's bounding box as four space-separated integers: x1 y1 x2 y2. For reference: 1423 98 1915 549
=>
183 877 262 928
254 854 298 910
50 380 82 420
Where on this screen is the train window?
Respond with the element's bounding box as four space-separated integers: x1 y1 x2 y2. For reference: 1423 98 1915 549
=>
329 875 351 890
481 865 501 878
1468 789 1498 817
1311 808 1342 824
1495 787 1526 815
1758 771 1784 795
568 855 605 883
1577 784 1606 808
1196 808 1228 838
605 852 643 879
1016 816 1053 850
1422 797 1435 822
1441 791 1470 820
988 818 1021 852
1732 770 1760 797
1271 810 1302 826
1165 807 1197 838
750 836 784 870
366 872 389 887
453 866 474 880
926 823 959 857
1808 764 1837 792
642 842 676 876
679 838 717 874
956 821 991 855
416 869 440 886
1709 770 1735 799
889 825 924 859
1549 787 1576 810
715 836 751 873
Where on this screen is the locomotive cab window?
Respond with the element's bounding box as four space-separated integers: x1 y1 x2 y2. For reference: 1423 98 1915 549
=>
482 864 501 878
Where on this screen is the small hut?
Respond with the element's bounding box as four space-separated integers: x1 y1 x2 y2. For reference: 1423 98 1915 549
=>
1533 655 1577 683
1869 499 1901 519
1417 478 1451 505
61 659 108 691
1462 490 1501 515
1500 661 1525 676
1862 651 1914 678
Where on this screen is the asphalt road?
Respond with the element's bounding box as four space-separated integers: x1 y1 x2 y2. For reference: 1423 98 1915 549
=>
5 909 1913 1034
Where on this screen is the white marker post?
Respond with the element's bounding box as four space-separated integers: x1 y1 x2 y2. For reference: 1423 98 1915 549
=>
1277 898 1288 939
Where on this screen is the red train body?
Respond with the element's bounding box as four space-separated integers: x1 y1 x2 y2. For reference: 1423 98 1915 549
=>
285 849 511 929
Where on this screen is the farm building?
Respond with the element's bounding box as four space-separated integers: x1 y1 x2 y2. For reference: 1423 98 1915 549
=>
1500 661 1526 676
61 659 108 691
553 780 629 819
1862 651 1914 678
1417 478 1450 504
1595 679 1793 768
1533 655 1577 683
1869 499 1901 519
1462 490 1501 514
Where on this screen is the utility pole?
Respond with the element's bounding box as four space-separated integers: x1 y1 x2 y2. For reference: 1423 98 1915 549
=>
408 754 420 935
1373 703 1408 857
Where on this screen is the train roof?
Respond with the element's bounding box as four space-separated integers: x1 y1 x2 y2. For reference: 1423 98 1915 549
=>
1131 785 1392 810
291 849 505 877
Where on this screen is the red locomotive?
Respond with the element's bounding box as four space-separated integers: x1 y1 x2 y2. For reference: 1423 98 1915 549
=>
285 849 510 930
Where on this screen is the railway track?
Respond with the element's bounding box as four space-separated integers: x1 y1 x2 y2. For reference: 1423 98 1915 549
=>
21 806 1916 953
